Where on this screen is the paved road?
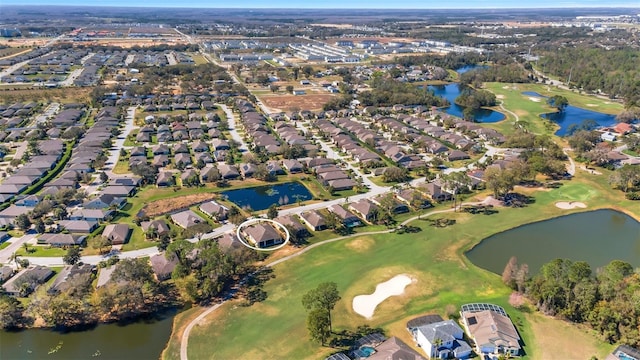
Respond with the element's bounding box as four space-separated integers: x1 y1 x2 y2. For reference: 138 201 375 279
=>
104 106 138 179
0 232 38 265
219 103 249 153
0 59 32 82
34 102 60 125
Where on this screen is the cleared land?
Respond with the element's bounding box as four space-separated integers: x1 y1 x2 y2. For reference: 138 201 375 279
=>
259 94 335 112
143 192 221 217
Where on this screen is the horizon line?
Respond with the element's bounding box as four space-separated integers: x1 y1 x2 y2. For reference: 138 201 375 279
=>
2 4 640 10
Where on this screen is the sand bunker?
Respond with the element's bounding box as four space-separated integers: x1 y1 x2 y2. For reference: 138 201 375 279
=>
555 201 587 209
529 97 541 102
352 274 412 318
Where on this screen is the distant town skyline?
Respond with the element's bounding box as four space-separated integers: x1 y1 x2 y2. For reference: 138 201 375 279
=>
2 0 640 9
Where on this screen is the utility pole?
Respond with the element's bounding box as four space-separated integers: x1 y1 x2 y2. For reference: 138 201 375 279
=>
567 66 573 87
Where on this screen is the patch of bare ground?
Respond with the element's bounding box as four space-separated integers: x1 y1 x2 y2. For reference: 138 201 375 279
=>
143 193 219 217
260 94 335 112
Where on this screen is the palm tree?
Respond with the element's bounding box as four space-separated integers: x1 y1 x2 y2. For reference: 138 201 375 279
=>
432 337 444 357
9 252 19 267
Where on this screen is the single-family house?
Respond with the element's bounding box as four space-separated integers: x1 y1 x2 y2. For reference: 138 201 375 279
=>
171 210 205 229
84 194 127 210
366 337 426 360
199 201 229 221
48 264 93 294
461 303 522 357
243 223 283 248
150 253 178 281
102 224 131 245
327 204 361 227
299 211 327 231
37 233 86 247
58 220 99 233
411 319 472 359
349 199 379 223
282 159 304 173
70 209 113 222
156 171 175 187
275 215 308 238
140 219 171 236
2 266 54 296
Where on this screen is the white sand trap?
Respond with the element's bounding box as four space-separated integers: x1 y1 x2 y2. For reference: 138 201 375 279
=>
586 104 598 107
352 274 412 319
555 201 587 209
496 95 505 99
528 97 541 102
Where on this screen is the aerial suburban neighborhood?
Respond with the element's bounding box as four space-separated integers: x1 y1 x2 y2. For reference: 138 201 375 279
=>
0 3 639 360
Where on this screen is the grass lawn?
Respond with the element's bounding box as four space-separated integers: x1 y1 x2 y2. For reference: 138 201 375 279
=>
623 149 640 157
0 242 11 250
165 171 637 360
16 246 66 257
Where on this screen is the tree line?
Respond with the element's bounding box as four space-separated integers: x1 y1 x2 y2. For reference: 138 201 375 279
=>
504 257 640 347
537 47 640 110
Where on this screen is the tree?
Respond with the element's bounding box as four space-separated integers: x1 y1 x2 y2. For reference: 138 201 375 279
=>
99 172 109 183
0 294 30 329
286 85 294 94
502 256 519 289
266 204 278 219
92 236 112 254
302 282 341 332
35 219 45 234
306 308 331 345
269 84 280 93
63 247 82 265
14 214 31 231
382 166 409 183
548 95 569 111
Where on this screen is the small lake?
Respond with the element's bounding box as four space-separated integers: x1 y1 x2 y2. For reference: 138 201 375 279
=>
0 310 176 359
524 91 617 136
222 182 313 211
427 83 506 123
466 209 640 275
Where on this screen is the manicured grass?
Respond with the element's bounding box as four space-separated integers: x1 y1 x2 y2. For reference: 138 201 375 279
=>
623 149 640 157
0 242 11 250
16 246 66 257
112 158 130 174
169 171 638 360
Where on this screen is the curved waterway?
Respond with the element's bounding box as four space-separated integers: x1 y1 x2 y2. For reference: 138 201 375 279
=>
466 209 640 275
0 309 176 359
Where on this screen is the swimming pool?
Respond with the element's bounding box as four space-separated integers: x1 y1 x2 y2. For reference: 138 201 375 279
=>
358 346 376 357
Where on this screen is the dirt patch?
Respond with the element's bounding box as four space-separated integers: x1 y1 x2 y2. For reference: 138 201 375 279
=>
345 237 375 252
143 192 219 217
259 94 335 112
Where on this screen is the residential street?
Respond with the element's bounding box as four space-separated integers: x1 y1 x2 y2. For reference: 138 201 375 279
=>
219 103 249 152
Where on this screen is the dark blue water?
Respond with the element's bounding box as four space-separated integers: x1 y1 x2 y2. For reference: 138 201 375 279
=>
466 209 640 275
222 182 313 211
427 83 505 123
525 92 618 136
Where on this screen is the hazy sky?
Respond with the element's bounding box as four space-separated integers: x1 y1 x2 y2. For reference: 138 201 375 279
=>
3 0 639 8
